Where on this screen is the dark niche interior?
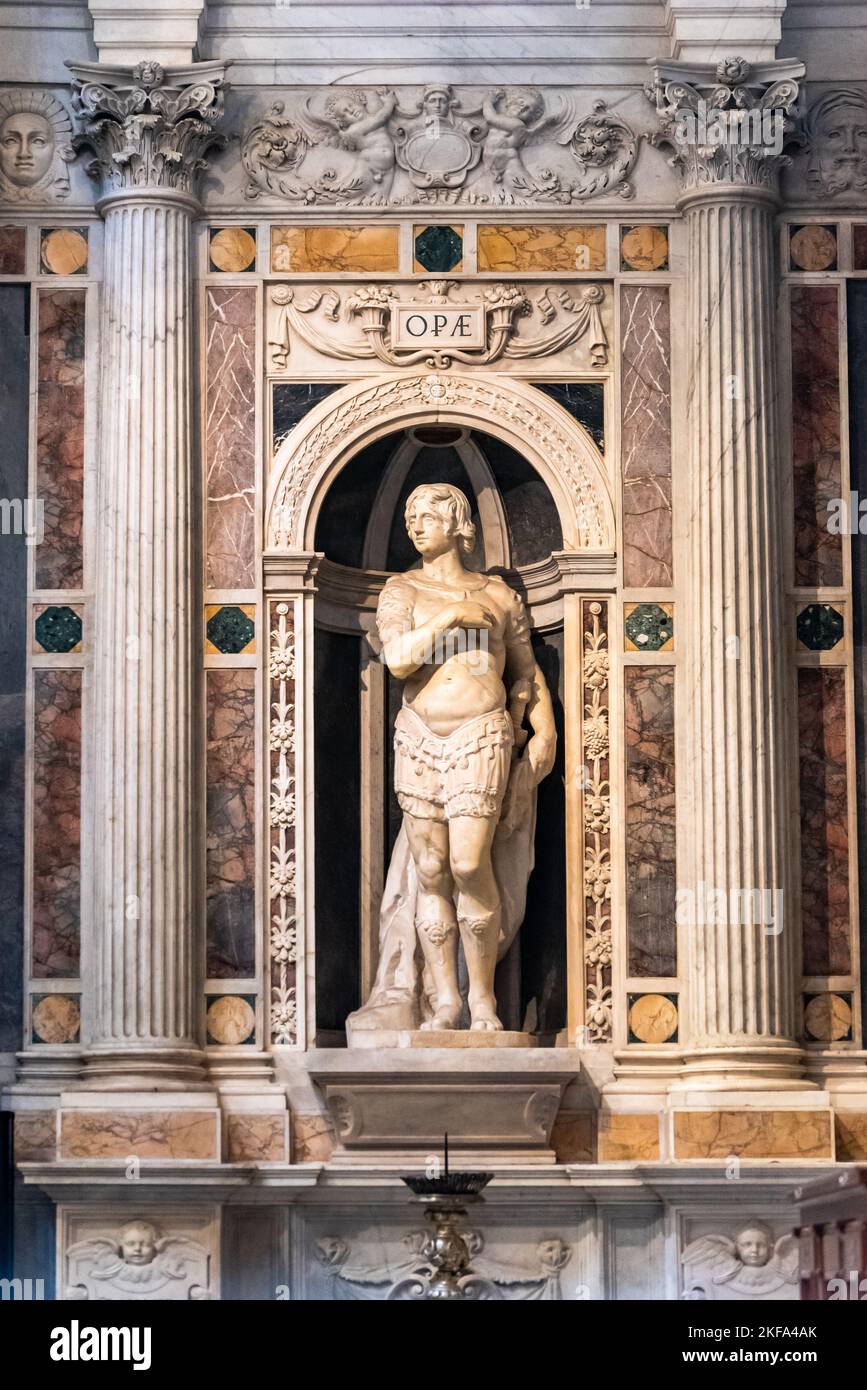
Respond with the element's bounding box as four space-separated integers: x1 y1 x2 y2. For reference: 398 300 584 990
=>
312 421 569 1044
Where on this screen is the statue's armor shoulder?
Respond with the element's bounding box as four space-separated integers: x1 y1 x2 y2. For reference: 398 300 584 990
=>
376 574 417 640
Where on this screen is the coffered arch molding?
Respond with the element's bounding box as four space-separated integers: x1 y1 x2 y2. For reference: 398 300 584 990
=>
264 371 615 555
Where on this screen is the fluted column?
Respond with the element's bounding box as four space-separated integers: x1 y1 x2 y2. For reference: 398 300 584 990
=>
69 61 226 1086
649 57 807 1088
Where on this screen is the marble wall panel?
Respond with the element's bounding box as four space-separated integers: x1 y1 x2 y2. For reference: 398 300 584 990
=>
271 225 399 273
625 666 677 978
620 286 673 588
0 226 26 274
59 1111 219 1159
205 286 256 590
206 669 256 978
477 224 606 272
791 285 843 588
32 668 80 977
673 1110 832 1159
798 667 851 977
34 289 85 591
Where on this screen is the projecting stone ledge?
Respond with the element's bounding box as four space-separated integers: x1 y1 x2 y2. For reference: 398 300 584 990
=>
309 1050 579 1167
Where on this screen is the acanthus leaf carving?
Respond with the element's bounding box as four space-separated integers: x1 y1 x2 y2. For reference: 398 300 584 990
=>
242 86 640 207
69 60 227 197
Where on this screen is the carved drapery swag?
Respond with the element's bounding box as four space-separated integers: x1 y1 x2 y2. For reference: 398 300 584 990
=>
646 56 802 191
268 280 608 372
69 60 226 195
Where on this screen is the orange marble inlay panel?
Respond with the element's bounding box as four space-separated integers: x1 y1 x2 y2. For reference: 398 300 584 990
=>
598 1112 660 1161
673 1110 832 1159
292 1112 335 1163
835 1113 867 1162
478 224 605 272
60 1111 219 1160
14 1110 56 1162
225 1113 287 1163
271 225 399 273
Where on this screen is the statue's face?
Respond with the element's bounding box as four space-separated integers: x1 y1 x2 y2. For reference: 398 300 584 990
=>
0 112 53 187
819 103 867 164
736 1228 771 1267
506 94 538 121
424 91 450 118
333 97 364 127
407 500 454 558
120 1223 158 1265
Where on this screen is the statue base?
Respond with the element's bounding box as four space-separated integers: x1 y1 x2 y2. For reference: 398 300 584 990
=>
348 1027 537 1050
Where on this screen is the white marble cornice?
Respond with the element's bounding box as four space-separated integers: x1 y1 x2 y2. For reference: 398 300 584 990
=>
665 0 789 63
87 0 207 66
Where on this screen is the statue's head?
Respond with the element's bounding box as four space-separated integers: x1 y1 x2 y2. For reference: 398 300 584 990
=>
324 91 367 127
0 110 53 186
805 89 867 193
735 1222 773 1268
423 86 453 119
0 92 72 199
120 1220 160 1266
405 483 476 559
504 88 544 124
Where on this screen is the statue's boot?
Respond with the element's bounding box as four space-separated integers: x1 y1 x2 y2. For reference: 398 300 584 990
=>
459 910 503 1031
416 917 462 1030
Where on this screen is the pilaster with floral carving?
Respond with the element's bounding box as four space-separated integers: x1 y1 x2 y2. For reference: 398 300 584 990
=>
581 600 612 1043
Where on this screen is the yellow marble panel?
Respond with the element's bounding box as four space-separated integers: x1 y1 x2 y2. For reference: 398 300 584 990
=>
628 994 678 1043
835 1113 867 1161
40 228 88 276
550 1112 595 1163
14 1110 56 1162
620 224 669 272
206 995 256 1044
477 224 606 273
32 994 80 1043
209 226 257 273
292 1112 335 1163
673 1109 832 1159
789 224 837 272
598 1112 660 1161
804 992 852 1042
225 1113 287 1162
271 225 400 273
60 1110 219 1159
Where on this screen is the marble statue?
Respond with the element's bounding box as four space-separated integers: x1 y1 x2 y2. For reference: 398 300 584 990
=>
680 1221 799 1300
803 89 867 197
347 483 555 1040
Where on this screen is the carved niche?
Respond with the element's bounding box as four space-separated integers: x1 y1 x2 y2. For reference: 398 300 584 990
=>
242 86 639 206
63 1215 214 1301
0 90 74 202
267 279 610 374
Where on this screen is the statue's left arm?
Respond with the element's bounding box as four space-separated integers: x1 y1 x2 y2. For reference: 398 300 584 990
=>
504 589 556 783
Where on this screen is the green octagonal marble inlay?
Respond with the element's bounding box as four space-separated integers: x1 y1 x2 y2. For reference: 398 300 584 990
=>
414 225 463 273
207 605 255 654
625 602 672 651
797 603 843 651
35 605 82 653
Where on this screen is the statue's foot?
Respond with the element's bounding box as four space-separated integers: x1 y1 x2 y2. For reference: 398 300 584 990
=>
469 998 504 1032
420 1002 462 1031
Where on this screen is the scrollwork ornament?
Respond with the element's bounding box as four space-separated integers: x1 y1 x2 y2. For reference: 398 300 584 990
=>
69 61 226 196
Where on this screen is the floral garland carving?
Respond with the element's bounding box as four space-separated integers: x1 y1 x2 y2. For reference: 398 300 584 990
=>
269 601 298 1044
582 600 612 1042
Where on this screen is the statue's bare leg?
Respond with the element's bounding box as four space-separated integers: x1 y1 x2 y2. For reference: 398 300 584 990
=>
403 813 462 1030
449 815 503 1031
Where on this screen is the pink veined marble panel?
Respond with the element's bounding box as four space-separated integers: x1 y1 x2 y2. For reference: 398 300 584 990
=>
32 668 81 977
798 667 851 977
35 290 85 591
625 665 677 978
205 285 256 590
620 285 673 588
206 668 256 978
791 285 843 589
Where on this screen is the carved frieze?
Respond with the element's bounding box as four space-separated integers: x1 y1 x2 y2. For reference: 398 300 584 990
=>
267 279 609 373
0 90 74 202
69 60 227 197
315 1230 572 1300
647 57 802 192
242 86 639 207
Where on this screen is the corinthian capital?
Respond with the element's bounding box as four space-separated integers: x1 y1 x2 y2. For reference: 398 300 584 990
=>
67 59 227 198
646 56 804 194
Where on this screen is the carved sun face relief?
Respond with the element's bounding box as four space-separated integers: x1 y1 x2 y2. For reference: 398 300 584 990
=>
0 91 73 201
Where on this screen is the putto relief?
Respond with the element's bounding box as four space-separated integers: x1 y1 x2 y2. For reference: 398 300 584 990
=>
0 90 74 202
241 85 640 206
64 1217 213 1300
